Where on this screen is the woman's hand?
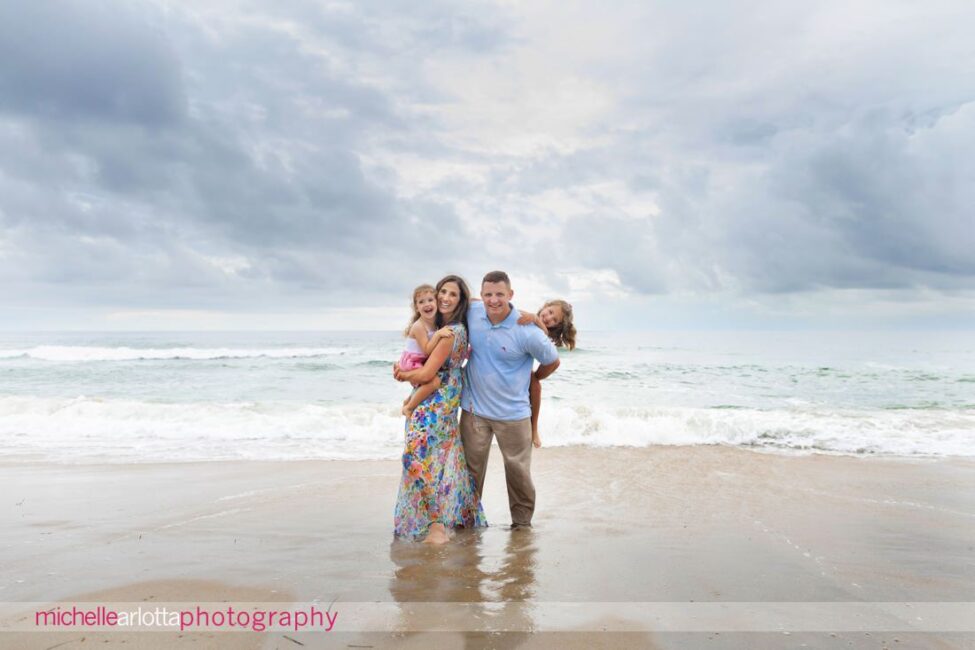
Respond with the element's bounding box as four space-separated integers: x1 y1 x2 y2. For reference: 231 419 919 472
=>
393 363 417 383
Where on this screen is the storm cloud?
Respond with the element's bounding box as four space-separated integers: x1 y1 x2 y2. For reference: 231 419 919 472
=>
1 0 972 328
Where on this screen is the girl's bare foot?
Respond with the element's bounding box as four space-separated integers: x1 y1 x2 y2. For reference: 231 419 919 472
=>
422 523 448 545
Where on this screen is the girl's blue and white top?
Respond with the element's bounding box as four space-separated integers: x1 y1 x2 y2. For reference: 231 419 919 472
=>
461 301 559 421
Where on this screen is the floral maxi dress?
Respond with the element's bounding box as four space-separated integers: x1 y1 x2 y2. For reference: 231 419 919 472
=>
393 322 487 539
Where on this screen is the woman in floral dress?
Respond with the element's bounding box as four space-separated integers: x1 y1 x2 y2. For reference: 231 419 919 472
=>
392 275 487 544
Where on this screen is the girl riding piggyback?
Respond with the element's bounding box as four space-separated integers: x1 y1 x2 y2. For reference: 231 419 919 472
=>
400 284 455 417
529 299 576 447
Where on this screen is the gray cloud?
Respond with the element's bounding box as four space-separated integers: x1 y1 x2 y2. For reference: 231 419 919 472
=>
0 1 185 126
0 0 972 327
0 0 494 313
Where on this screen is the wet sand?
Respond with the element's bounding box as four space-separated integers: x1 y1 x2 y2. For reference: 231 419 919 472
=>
1 446 973 648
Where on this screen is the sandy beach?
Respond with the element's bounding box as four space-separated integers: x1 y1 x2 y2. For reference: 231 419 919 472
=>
1 446 973 649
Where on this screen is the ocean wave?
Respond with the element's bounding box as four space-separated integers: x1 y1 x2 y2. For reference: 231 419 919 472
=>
541 403 975 457
0 396 972 462
0 346 351 362
356 359 395 368
0 396 405 461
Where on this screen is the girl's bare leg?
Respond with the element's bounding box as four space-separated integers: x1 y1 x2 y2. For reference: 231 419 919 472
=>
530 373 542 448
402 375 441 417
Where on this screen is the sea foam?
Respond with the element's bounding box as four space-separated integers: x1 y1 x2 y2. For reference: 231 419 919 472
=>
0 395 971 462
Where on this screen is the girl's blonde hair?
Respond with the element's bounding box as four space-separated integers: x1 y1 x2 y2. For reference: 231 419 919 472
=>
404 284 436 336
539 299 576 350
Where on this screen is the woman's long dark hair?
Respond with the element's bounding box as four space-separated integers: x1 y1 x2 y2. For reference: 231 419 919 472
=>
434 274 471 331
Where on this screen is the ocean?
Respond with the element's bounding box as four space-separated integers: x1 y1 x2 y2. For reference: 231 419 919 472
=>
0 330 972 462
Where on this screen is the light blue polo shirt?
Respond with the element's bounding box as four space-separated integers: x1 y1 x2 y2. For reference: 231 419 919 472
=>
461 301 559 421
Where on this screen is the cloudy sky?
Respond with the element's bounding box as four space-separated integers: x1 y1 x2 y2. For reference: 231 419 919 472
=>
1 0 973 331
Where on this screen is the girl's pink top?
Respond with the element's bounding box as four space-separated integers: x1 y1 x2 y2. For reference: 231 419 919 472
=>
398 350 427 371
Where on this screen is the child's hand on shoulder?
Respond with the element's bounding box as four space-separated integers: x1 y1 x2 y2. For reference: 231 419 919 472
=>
435 326 455 339
517 310 545 330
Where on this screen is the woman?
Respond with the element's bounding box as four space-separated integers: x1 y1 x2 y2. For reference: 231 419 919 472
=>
392 275 487 544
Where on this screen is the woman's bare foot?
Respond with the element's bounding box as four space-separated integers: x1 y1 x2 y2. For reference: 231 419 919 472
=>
422 523 448 545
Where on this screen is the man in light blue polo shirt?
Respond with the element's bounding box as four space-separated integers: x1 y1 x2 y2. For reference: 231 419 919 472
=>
460 270 560 528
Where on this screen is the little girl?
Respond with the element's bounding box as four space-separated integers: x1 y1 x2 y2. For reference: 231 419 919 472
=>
400 284 454 417
494 298 577 447
528 299 576 448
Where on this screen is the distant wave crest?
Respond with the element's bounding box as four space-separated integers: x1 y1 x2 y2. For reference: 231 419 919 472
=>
0 346 349 362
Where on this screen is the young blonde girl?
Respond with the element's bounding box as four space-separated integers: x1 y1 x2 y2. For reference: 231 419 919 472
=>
400 285 454 416
529 299 576 447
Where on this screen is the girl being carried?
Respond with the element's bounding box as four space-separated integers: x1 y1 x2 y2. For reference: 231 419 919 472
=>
399 284 455 416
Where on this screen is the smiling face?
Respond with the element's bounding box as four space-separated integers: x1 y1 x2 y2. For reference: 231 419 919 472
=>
415 291 437 324
481 280 513 323
438 281 461 316
433 275 471 327
538 303 564 330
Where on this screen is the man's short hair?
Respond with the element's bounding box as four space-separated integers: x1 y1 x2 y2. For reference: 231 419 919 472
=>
481 270 511 287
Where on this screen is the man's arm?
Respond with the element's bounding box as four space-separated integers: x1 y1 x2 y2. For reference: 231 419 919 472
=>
524 327 560 380
533 358 560 381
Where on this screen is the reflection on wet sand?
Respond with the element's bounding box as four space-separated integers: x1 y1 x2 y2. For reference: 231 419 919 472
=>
389 526 537 647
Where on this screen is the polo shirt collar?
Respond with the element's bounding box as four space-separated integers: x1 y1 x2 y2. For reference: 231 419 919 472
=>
495 302 518 329
479 301 518 328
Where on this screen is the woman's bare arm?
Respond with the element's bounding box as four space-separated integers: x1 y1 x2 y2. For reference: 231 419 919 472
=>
426 326 455 355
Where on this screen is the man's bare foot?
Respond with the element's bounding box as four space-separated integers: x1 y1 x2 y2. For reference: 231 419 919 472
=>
422 523 448 545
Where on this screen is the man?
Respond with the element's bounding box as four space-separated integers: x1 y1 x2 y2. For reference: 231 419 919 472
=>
461 270 560 528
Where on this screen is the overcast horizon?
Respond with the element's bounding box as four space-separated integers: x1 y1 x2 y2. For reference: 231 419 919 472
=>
2 1 973 332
